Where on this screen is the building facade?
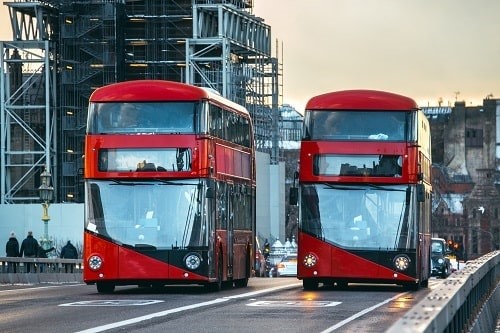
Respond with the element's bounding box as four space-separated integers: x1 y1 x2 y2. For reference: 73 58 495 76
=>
425 98 500 260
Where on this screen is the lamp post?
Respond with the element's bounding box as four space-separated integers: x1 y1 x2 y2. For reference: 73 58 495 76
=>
38 168 54 251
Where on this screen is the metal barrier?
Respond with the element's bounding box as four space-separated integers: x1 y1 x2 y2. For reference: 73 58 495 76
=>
387 250 500 333
0 256 83 284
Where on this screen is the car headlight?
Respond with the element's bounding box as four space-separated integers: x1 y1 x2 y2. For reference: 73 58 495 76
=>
437 258 444 264
303 253 317 268
393 254 411 271
184 253 202 270
88 255 103 271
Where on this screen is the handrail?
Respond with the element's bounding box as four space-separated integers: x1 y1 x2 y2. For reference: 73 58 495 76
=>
386 250 500 333
0 256 84 284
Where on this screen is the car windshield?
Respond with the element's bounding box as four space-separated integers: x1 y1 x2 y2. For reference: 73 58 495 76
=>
432 241 444 253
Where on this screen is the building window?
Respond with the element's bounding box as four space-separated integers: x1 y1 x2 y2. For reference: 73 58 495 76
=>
465 128 483 147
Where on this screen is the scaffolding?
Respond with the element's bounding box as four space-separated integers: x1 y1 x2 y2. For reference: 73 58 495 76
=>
186 2 279 160
0 0 280 204
0 1 58 204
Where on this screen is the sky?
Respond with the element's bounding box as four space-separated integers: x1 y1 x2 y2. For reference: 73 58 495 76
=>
252 0 500 111
1 1 499 112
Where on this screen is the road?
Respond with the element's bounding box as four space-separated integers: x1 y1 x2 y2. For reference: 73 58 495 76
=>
0 277 444 333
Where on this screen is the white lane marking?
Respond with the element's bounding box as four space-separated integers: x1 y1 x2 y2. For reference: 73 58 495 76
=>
73 283 300 333
223 282 302 300
247 300 342 307
319 291 409 333
60 300 164 307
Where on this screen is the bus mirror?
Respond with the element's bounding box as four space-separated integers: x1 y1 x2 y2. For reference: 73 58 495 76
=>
289 187 298 205
416 184 425 202
206 187 214 199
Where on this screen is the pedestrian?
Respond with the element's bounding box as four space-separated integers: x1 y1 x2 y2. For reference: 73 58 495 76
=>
263 239 270 259
60 240 78 273
19 231 39 273
37 244 55 272
5 232 20 273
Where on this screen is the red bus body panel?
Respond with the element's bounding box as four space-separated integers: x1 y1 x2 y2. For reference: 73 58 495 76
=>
297 233 415 283
300 141 420 184
84 233 208 283
306 89 418 111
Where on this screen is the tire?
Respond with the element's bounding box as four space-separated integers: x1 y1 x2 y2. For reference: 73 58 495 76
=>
303 279 319 291
403 282 419 291
207 254 223 292
234 250 250 288
441 266 449 278
234 278 248 288
96 282 115 293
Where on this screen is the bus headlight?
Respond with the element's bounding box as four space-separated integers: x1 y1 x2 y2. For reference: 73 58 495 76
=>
88 255 103 271
303 253 317 268
393 255 410 271
184 253 201 270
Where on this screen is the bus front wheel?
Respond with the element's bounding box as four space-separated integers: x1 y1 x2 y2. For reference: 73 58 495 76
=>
303 279 319 291
96 282 115 293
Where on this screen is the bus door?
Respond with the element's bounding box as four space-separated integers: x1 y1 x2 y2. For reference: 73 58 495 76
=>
226 186 234 278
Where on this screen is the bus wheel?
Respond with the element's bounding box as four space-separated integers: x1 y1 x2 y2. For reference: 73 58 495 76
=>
403 282 419 291
235 248 250 288
303 279 318 291
96 282 115 293
234 278 248 288
207 255 223 292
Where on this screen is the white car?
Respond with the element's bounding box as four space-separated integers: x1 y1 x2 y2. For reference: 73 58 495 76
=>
276 254 297 277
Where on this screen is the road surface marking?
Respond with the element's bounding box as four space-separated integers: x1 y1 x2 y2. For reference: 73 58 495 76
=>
247 300 342 307
60 300 163 306
319 291 409 333
73 282 300 333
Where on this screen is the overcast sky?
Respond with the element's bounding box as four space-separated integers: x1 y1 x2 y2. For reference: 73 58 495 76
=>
1 1 499 111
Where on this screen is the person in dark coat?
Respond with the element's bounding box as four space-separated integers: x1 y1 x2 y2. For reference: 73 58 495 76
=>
37 245 55 272
60 240 78 273
20 231 39 273
5 232 20 273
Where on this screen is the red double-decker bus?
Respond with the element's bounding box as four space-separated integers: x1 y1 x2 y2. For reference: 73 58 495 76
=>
292 90 432 290
83 80 256 293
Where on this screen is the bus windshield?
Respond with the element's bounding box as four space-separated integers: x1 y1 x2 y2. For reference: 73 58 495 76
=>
86 179 209 249
87 102 202 134
300 184 416 250
304 111 412 141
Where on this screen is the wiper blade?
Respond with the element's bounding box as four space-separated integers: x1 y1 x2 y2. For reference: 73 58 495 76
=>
365 184 407 192
320 183 406 192
154 179 197 186
320 183 364 191
110 179 150 186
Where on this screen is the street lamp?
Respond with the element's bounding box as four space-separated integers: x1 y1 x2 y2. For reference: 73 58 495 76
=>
38 168 54 251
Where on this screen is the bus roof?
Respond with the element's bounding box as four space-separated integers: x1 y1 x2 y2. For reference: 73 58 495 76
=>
305 90 419 111
89 80 250 116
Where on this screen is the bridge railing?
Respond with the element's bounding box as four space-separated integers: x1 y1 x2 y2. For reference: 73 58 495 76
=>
0 256 83 284
387 250 500 333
